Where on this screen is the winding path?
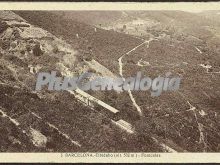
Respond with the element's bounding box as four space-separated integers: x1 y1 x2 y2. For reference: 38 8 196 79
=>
118 38 156 116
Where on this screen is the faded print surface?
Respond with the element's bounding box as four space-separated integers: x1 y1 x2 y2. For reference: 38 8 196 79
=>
0 10 220 153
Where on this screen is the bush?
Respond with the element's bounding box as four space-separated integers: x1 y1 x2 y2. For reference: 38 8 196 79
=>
52 45 59 54
77 55 83 62
20 50 25 55
26 44 31 52
10 42 17 49
33 43 43 56
84 51 93 61
63 53 77 68
84 55 92 61
12 29 20 39
0 21 9 34
0 39 10 50
4 54 27 67
87 68 96 73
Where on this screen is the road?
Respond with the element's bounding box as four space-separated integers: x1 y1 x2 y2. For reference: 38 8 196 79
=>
118 37 156 116
117 36 180 152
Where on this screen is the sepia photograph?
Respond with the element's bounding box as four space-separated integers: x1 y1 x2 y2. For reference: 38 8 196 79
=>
0 2 220 163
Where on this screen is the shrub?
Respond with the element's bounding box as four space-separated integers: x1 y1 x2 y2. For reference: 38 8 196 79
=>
63 53 77 68
12 29 20 39
84 51 93 61
0 21 9 34
26 44 31 52
123 25 126 30
10 42 17 49
52 45 59 54
0 39 10 50
84 55 92 61
33 43 43 56
77 55 84 62
87 68 96 73
20 50 25 55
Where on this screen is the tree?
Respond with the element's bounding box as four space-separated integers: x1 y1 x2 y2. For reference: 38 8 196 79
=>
0 39 10 50
123 25 127 30
52 44 59 54
33 43 43 56
0 21 9 34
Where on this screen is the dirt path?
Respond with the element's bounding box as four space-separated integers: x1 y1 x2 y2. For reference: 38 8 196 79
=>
118 38 156 116
117 36 181 152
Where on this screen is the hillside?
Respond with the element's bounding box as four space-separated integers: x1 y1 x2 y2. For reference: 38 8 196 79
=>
14 11 142 74
0 11 164 152
1 10 220 152
45 10 220 152
59 11 220 49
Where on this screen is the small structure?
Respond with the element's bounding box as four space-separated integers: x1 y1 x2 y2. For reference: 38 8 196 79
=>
112 119 134 134
69 88 120 120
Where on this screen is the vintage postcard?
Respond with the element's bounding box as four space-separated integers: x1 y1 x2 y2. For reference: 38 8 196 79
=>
0 2 220 163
